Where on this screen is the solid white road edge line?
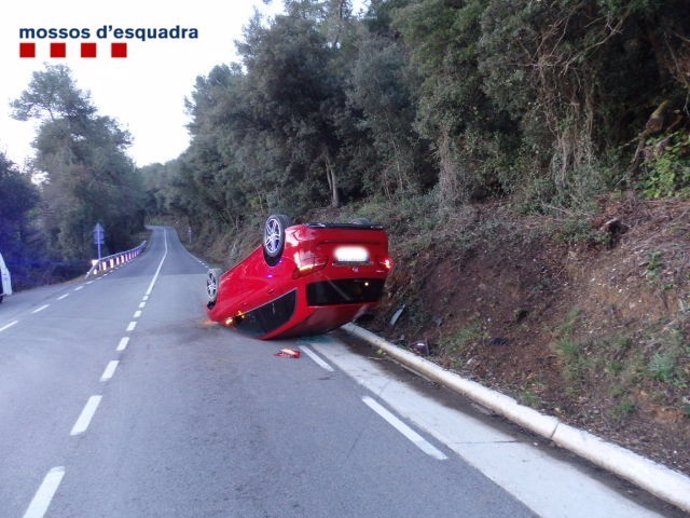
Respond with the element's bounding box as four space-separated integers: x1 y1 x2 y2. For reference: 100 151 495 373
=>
144 227 168 297
362 396 447 460
100 360 119 382
57 294 69 300
180 244 208 270
0 320 19 332
299 346 334 372
22 466 65 518
70 395 102 436
126 321 137 332
116 337 130 352
31 305 50 314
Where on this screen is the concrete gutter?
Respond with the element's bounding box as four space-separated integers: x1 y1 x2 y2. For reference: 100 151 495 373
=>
343 323 690 514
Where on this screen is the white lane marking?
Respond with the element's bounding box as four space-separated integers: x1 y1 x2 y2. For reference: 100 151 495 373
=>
319 341 661 518
32 304 50 314
362 396 447 460
133 310 142 319
70 395 102 436
22 466 65 518
126 321 137 332
142 295 149 301
138 302 146 309
0 320 18 332
57 293 69 300
100 360 119 382
299 346 334 372
74 286 83 291
145 228 168 297
86 281 94 285
116 337 130 351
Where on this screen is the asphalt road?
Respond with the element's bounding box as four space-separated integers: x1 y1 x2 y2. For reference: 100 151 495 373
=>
0 227 679 517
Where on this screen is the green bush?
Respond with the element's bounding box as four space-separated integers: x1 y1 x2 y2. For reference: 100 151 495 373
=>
640 131 690 198
648 351 678 383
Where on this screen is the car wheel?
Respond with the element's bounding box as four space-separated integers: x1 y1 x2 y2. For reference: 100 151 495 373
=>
206 269 222 303
351 217 371 226
263 214 291 266
0 295 3 304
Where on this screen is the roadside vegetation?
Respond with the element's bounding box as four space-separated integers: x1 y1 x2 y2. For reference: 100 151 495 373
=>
2 66 146 287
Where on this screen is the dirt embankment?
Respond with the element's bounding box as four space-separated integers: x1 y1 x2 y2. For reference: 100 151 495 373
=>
365 195 690 476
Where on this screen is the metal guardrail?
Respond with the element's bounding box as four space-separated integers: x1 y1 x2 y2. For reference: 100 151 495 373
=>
84 241 147 278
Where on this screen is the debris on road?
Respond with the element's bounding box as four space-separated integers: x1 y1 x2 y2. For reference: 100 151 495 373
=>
274 348 301 359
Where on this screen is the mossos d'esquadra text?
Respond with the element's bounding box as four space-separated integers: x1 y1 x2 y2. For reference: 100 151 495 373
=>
19 25 199 42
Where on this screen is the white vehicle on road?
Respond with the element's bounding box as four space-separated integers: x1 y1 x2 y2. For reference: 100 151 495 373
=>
0 252 12 303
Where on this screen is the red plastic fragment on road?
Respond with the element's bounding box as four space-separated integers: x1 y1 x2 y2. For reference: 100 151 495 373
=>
274 348 301 359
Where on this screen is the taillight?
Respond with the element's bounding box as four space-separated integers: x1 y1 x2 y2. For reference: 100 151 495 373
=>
293 250 328 278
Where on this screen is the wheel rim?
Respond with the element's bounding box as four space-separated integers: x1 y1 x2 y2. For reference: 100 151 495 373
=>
206 273 217 300
264 218 282 256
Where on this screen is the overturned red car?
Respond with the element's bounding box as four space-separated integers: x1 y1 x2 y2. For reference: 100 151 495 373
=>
206 214 392 340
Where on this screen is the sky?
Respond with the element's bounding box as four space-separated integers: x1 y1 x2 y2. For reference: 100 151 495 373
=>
0 0 287 168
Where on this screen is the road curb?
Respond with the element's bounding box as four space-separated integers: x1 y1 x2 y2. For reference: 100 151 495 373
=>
343 323 690 513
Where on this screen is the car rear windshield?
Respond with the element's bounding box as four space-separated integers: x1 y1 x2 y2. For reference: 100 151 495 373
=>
306 279 385 306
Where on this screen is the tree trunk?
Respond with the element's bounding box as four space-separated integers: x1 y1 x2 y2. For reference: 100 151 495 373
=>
323 151 339 208
327 161 339 208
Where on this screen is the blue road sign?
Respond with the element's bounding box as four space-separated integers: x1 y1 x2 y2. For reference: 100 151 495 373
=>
93 223 105 245
93 223 105 259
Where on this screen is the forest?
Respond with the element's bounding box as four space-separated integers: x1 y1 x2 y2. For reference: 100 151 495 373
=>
1 65 145 286
3 0 689 275
143 0 690 242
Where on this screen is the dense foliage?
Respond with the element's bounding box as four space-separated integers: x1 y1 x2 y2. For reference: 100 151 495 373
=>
0 153 39 265
145 0 689 239
11 65 146 260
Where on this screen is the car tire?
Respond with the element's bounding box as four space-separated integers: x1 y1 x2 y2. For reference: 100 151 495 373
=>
351 217 371 226
0 295 3 304
206 268 222 304
263 214 291 266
